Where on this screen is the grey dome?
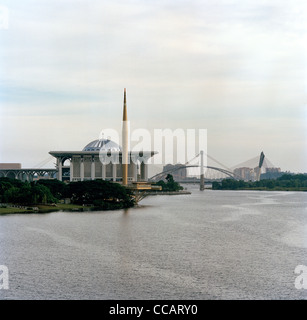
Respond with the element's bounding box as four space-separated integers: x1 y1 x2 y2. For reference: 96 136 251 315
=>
83 139 121 152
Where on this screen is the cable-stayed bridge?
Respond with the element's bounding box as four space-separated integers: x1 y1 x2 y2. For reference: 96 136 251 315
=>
149 151 279 190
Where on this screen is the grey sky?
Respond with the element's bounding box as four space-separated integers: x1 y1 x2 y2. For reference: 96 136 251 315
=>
0 0 306 172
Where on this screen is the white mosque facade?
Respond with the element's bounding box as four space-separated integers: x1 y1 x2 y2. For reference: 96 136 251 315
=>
49 141 155 183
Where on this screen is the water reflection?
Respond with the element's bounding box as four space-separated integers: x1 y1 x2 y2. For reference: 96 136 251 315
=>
0 189 307 299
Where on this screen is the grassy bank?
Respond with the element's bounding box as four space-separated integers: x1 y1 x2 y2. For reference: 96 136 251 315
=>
37 203 86 213
0 206 31 214
0 203 88 214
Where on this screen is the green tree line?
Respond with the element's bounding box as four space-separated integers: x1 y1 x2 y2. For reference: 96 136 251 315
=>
0 178 135 209
212 174 307 191
156 174 184 191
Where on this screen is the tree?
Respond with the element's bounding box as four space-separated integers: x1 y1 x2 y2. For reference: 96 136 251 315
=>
65 180 134 208
34 179 66 200
31 184 56 204
157 174 183 191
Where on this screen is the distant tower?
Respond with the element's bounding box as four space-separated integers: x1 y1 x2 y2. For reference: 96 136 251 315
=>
122 88 129 186
256 151 265 181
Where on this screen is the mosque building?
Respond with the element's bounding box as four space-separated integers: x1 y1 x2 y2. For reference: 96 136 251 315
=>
0 89 156 184
49 89 156 184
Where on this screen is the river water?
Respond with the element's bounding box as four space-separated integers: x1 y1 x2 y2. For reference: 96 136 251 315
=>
0 187 307 300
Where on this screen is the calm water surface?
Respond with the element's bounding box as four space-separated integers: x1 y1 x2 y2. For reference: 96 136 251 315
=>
1 187 307 300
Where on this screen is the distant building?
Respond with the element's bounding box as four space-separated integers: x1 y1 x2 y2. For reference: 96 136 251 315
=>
234 166 283 181
233 167 255 181
162 164 187 181
0 163 21 169
265 167 281 173
261 168 283 180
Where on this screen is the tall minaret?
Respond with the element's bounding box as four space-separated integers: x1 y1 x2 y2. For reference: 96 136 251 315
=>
122 88 128 186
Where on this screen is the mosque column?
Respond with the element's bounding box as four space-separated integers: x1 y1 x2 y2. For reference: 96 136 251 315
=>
80 157 84 181
58 158 62 181
91 157 95 180
140 162 145 181
70 158 74 182
102 164 106 180
140 160 149 181
132 163 137 182
112 164 117 182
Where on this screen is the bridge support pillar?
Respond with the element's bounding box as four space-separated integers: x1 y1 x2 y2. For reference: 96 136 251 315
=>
200 150 205 191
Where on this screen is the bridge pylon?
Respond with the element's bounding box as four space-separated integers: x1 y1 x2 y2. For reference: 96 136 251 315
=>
200 150 205 191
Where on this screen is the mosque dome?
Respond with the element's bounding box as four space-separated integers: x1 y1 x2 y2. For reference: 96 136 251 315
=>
83 139 121 152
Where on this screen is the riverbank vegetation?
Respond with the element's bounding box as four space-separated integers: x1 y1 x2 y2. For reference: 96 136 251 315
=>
0 178 135 213
156 174 184 192
212 174 307 191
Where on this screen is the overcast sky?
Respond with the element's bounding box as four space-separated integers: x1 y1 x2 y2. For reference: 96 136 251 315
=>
0 0 307 173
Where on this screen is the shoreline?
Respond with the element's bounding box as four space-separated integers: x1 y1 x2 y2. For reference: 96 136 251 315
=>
0 203 86 214
0 191 192 214
3 188 304 214
212 187 307 192
144 190 192 196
